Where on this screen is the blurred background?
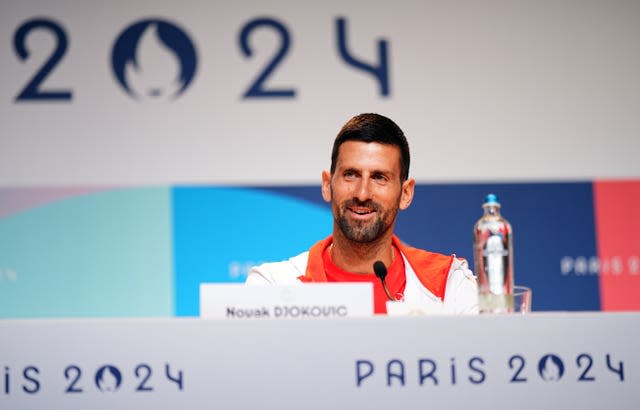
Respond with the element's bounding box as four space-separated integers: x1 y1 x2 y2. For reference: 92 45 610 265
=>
1 0 639 317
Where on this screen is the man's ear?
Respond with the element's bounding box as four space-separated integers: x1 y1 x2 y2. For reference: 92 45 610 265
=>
399 178 415 210
321 170 332 202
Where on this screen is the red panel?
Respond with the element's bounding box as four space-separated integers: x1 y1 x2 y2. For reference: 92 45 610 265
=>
593 180 640 311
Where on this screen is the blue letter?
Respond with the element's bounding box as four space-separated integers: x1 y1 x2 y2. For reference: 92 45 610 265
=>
419 359 438 386
356 360 374 387
468 357 486 384
22 366 40 394
386 359 405 386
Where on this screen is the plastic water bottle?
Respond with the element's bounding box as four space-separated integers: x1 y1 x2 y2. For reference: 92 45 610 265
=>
473 194 514 313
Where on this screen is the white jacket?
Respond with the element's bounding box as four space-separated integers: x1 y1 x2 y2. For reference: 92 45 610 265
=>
247 246 479 315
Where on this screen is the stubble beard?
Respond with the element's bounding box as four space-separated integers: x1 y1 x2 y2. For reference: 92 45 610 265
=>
335 199 398 243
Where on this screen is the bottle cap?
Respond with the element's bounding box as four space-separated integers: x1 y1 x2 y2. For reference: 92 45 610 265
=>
484 193 500 206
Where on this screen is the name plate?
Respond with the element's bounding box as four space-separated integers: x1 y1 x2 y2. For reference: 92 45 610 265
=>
199 283 373 319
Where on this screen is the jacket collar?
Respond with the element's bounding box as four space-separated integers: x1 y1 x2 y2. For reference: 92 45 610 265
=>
297 235 452 299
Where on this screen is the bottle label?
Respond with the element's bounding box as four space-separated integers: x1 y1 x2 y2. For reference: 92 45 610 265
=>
483 233 509 295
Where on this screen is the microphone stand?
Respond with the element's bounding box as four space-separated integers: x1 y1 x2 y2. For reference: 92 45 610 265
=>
373 261 395 301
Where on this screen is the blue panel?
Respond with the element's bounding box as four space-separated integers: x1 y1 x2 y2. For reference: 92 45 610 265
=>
395 183 599 311
172 187 332 316
262 186 329 209
265 183 600 311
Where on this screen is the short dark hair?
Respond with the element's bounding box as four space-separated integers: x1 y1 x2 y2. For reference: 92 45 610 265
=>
330 113 410 181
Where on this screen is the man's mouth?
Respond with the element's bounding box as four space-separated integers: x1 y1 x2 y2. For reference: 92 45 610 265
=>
348 207 376 216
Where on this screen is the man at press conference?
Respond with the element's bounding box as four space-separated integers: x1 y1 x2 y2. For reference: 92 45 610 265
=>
246 113 478 314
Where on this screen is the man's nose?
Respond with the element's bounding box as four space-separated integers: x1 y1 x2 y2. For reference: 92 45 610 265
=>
354 178 372 202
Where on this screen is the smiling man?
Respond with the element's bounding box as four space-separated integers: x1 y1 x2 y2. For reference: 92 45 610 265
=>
246 113 478 314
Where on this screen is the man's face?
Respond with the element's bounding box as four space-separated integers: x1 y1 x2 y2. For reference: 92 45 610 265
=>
322 141 415 243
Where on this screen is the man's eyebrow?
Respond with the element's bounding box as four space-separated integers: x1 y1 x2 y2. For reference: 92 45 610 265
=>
371 168 396 177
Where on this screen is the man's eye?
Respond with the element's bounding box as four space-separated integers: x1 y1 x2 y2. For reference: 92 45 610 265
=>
373 174 387 182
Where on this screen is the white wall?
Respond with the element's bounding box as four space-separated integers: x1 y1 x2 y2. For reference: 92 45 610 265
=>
1 0 639 186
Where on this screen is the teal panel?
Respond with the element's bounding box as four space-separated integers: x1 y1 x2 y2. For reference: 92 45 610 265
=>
0 188 173 318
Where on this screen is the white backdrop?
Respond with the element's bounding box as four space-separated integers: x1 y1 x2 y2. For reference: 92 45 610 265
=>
1 0 639 186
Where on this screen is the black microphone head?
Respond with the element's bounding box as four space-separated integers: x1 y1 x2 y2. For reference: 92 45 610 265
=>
373 261 387 281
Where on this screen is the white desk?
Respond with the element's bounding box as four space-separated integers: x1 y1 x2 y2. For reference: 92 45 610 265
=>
2 312 638 409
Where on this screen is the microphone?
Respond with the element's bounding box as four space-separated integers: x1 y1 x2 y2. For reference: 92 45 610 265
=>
373 261 395 301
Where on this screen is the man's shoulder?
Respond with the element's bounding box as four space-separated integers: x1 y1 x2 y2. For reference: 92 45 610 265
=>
401 244 472 284
397 241 458 274
245 251 309 285
396 238 474 301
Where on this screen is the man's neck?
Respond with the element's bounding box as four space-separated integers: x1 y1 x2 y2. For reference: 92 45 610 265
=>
330 231 395 274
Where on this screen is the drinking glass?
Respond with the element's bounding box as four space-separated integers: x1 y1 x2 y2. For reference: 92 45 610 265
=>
512 285 532 313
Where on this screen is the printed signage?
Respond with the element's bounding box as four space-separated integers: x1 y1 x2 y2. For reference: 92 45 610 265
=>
2 313 637 409
199 283 374 318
